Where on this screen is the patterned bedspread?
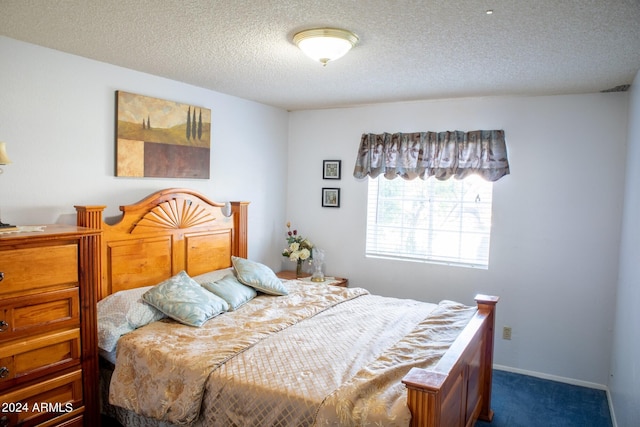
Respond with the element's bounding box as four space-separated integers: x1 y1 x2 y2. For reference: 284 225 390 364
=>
108 281 477 426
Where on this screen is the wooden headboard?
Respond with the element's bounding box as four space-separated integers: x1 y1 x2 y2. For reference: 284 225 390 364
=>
75 188 249 301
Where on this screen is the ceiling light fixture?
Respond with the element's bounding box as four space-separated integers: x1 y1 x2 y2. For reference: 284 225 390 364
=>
293 28 359 66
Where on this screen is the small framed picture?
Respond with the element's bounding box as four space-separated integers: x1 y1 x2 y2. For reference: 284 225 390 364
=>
322 188 340 208
323 160 341 180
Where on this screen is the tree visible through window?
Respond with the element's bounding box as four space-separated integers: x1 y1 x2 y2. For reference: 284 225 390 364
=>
366 175 493 268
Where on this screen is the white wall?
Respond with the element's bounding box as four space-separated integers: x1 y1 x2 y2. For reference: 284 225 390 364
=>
0 36 289 266
1 34 634 392
609 70 640 426
287 93 628 386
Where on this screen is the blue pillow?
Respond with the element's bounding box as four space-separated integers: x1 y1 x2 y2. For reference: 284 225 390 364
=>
231 256 288 296
143 271 229 327
202 274 257 311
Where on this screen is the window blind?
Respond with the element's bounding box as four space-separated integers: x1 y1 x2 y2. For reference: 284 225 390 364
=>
366 175 493 268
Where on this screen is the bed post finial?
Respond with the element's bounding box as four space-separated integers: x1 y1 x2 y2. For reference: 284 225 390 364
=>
75 205 107 230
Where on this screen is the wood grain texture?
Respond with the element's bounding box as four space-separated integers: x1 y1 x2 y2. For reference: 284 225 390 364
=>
0 226 101 426
75 188 496 427
75 188 249 300
402 295 498 427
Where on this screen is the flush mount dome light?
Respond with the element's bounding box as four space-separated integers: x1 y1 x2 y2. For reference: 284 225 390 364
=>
293 28 359 66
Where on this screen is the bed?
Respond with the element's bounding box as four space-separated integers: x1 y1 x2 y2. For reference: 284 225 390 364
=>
75 188 498 427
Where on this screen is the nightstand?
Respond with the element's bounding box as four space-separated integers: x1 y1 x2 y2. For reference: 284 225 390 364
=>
276 270 349 287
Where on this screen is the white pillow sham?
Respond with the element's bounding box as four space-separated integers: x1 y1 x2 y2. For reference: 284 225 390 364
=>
97 286 166 352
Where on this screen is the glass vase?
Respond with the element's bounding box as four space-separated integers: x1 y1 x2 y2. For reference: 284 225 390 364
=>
296 260 303 278
310 248 325 282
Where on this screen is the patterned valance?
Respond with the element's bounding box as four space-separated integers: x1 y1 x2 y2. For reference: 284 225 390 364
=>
353 130 510 181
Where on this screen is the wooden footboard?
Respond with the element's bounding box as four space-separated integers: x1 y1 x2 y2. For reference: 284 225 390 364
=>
402 294 498 427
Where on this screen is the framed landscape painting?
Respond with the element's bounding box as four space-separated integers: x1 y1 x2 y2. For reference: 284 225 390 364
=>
116 91 211 178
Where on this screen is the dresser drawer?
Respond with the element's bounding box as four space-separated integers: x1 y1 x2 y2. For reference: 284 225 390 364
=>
0 369 83 426
0 245 78 298
0 226 99 426
0 289 80 344
0 329 81 391
37 410 84 427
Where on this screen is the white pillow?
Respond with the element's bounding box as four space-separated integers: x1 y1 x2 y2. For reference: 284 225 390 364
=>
97 286 166 352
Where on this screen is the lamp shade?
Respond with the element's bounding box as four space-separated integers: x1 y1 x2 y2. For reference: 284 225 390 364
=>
0 142 11 165
293 28 359 65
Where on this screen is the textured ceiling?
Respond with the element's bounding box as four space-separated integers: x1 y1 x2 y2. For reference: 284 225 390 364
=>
1 0 639 111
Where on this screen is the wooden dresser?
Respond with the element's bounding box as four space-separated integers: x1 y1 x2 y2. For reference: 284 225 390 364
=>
0 226 100 427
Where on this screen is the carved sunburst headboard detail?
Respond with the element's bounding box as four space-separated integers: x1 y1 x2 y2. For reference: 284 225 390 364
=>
132 198 217 233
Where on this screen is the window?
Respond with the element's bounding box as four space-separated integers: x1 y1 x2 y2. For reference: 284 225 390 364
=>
366 175 493 268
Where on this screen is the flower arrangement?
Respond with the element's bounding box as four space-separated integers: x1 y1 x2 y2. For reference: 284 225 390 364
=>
282 222 313 276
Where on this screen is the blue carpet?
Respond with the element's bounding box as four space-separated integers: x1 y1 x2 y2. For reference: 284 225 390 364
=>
475 370 612 427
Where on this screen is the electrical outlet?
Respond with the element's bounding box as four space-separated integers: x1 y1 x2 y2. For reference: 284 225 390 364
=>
502 326 512 340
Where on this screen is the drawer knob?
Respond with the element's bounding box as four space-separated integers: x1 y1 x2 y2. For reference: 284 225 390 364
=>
0 367 8 379
0 272 3 281
0 320 7 332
